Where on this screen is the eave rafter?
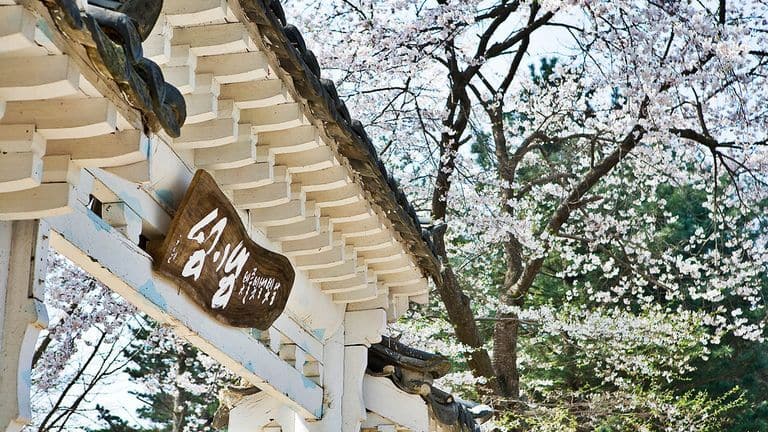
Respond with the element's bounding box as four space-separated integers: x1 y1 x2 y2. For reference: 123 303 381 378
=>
0 12 439 413
0 1 432 320
139 0 435 314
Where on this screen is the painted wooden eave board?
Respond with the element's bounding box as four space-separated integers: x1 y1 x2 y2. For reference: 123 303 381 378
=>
44 206 323 419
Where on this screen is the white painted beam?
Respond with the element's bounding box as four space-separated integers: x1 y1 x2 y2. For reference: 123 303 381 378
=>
251 200 314 226
308 184 362 208
346 293 391 313
324 201 374 224
170 22 253 56
333 217 385 237
0 125 45 155
388 279 429 297
369 257 417 275
81 168 172 237
266 217 321 242
292 166 349 192
222 79 291 109
308 260 360 283
276 147 336 174
303 327 344 432
272 314 323 364
173 118 239 149
183 92 219 124
192 73 221 97
104 160 150 184
0 55 80 100
0 152 42 193
46 130 149 168
281 227 336 257
163 0 230 26
293 246 349 271
233 182 291 209
215 161 274 190
228 392 284 432
163 63 196 94
0 6 38 56
381 271 424 287
1 98 117 140
410 293 429 305
346 231 395 252
196 51 271 84
321 270 370 294
258 125 320 154
332 282 379 304
143 20 172 64
0 183 75 220
342 346 368 432
388 296 411 322
195 130 256 169
360 246 405 264
46 209 324 418
40 155 73 184
243 103 308 133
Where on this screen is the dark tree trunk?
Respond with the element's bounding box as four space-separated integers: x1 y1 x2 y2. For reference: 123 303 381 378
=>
431 223 498 393
492 314 520 401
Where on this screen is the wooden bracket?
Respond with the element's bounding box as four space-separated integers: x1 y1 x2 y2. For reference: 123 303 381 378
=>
0 220 50 432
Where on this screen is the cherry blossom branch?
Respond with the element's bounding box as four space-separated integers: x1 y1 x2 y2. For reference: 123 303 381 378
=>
509 125 645 304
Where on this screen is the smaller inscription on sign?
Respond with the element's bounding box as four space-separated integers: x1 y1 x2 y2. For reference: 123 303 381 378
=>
151 170 295 329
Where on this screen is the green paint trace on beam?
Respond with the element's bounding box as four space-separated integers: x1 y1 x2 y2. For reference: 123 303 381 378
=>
138 279 167 310
312 328 325 340
302 375 318 389
155 189 176 208
86 209 112 232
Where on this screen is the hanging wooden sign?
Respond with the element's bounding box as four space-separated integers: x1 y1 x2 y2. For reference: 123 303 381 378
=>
150 169 294 329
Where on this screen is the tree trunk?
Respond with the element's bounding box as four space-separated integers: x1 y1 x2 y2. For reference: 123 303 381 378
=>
431 223 498 393
490 106 526 405
492 314 520 401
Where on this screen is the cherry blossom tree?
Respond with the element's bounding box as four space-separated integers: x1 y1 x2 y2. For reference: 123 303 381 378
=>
287 0 768 427
29 252 233 431
29 252 139 431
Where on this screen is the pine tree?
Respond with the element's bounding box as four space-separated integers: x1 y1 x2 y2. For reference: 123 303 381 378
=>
89 319 234 432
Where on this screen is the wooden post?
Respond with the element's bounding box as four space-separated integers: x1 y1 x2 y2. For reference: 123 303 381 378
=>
342 345 368 432
339 308 388 432
0 220 49 432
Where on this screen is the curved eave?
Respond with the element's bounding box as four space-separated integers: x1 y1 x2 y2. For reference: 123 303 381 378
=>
231 0 442 284
1 0 439 318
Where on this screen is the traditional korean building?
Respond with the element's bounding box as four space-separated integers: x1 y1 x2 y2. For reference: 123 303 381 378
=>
0 1 487 431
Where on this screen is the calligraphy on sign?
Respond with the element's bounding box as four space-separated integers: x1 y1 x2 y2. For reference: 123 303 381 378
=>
151 170 295 329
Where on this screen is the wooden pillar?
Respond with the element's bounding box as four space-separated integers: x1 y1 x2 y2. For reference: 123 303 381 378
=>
0 220 49 432
342 345 368 432
295 326 344 432
342 309 387 432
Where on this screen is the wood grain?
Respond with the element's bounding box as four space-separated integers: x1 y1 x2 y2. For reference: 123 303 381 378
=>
151 169 294 329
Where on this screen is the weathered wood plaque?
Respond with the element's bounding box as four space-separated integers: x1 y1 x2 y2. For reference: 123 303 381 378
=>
151 170 294 329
